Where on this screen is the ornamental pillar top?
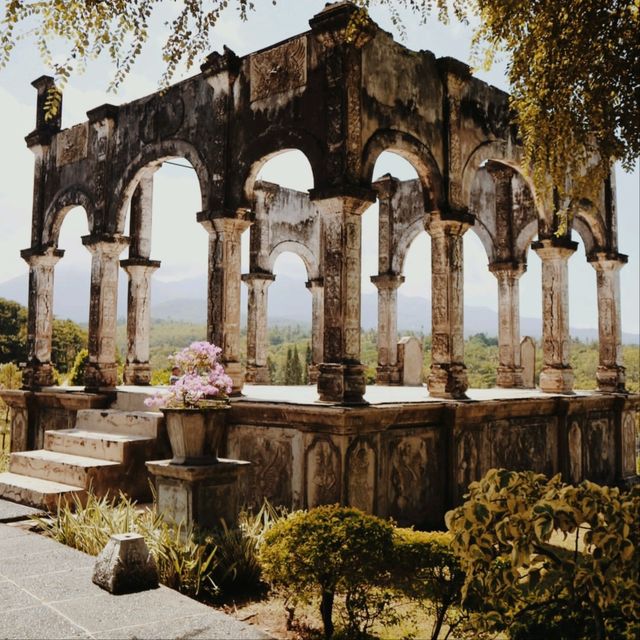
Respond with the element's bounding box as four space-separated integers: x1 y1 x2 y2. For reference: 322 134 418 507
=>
370 273 405 290
587 251 628 271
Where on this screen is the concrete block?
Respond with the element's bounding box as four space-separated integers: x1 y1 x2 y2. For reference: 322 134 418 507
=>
92 533 158 595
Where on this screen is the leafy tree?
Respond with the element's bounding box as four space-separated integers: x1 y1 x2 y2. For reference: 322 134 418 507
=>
51 319 87 373
1 1 636 209
445 469 640 640
0 298 26 364
69 348 89 386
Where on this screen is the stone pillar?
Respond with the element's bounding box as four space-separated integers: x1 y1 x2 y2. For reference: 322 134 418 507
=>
425 212 472 398
20 248 63 388
311 189 375 404
120 258 160 385
588 252 627 392
489 262 526 388
243 273 275 384
128 175 155 259
371 273 405 385
199 216 251 395
532 238 577 393
83 235 129 389
305 278 324 384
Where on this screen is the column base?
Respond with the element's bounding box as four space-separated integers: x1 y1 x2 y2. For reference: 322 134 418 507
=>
596 366 626 393
427 364 468 399
84 362 119 390
245 364 270 385
223 361 245 396
146 458 249 530
317 363 367 404
375 364 401 385
21 361 56 389
496 366 524 389
539 367 574 393
308 364 320 385
123 362 152 386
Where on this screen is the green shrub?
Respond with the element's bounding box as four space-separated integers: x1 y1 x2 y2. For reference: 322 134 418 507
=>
260 504 395 638
445 469 640 640
392 528 466 640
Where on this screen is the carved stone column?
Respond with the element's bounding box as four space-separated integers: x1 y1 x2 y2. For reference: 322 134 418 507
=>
20 248 63 388
489 262 526 388
305 278 324 384
588 252 627 392
371 273 404 385
128 174 155 260
120 258 160 385
199 216 251 395
425 212 473 398
243 272 275 384
83 235 129 389
532 238 577 393
311 188 375 403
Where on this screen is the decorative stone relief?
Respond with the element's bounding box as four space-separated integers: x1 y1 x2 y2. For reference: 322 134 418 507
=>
568 421 582 483
388 436 430 525
490 419 551 475
346 439 375 513
306 438 340 507
456 430 480 497
140 92 184 143
56 123 88 166
584 415 614 483
250 37 307 102
621 412 637 476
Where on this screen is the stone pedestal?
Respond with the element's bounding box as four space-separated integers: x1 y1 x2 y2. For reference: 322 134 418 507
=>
146 459 249 530
588 252 627 392
83 235 129 389
532 239 576 393
490 262 525 388
243 273 275 385
199 215 251 395
520 337 536 389
425 211 473 398
397 336 423 386
20 248 64 389
121 259 160 385
311 189 375 404
371 273 404 385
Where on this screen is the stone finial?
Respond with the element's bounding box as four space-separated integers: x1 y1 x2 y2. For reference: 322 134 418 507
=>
92 533 158 595
201 45 241 78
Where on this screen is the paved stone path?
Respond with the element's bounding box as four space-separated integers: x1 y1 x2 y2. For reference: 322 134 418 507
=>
0 502 268 639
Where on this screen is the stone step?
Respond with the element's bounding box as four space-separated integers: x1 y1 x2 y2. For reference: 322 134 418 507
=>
44 429 156 463
10 450 122 493
0 471 85 510
75 409 163 438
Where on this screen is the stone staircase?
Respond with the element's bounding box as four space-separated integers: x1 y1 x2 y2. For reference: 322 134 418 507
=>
0 408 165 510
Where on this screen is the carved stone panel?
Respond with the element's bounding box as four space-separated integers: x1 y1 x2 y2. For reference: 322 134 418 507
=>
621 412 638 477
346 438 376 513
56 123 88 166
456 429 482 499
568 421 583 483
228 428 293 509
490 418 553 476
386 432 442 527
250 37 307 102
306 437 341 508
139 92 184 143
9 408 28 452
584 414 615 483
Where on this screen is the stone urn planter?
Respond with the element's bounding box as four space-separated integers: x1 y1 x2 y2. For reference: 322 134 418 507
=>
161 406 229 465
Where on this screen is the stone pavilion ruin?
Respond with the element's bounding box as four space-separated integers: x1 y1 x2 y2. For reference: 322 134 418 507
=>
1 2 637 527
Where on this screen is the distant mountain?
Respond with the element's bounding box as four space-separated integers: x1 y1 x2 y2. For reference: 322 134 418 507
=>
1 269 638 344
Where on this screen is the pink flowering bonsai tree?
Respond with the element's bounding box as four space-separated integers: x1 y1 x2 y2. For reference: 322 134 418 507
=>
145 341 233 410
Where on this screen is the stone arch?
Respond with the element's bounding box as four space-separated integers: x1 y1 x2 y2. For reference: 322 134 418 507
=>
515 219 539 262
468 219 496 263
361 129 443 211
112 139 211 234
42 185 96 246
242 128 324 204
268 241 320 280
393 218 425 274
572 200 607 256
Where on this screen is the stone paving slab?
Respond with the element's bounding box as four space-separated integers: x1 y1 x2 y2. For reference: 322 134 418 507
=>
0 498 45 523
0 523 268 639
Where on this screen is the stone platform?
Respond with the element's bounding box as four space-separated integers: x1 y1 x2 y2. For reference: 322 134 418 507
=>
1 385 638 528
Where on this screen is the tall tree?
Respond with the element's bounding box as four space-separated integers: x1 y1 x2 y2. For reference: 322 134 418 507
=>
0 298 26 364
1 1 637 206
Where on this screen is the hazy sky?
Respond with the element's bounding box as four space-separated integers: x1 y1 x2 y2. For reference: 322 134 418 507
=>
0 0 637 335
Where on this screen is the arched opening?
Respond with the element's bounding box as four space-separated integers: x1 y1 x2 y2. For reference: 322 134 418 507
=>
52 206 91 385
366 150 429 385
119 156 208 385
241 149 316 386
